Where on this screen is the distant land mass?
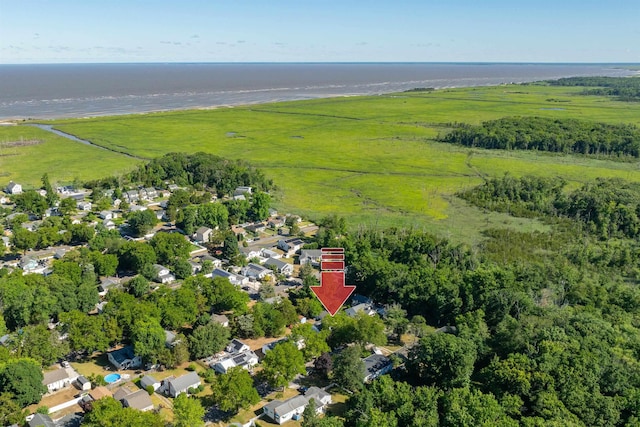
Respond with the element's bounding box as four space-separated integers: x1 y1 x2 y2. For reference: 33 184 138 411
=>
0 62 636 120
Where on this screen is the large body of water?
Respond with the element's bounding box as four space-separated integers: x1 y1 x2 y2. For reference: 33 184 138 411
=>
0 63 635 120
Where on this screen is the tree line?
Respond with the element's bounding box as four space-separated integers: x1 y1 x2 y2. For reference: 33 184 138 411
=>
548 76 640 102
439 116 640 158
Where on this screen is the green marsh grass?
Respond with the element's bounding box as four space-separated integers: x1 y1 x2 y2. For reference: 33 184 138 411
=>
5 84 640 243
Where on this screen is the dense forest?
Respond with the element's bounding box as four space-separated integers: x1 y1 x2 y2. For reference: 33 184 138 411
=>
439 117 640 157
312 176 640 426
548 76 640 101
86 152 274 196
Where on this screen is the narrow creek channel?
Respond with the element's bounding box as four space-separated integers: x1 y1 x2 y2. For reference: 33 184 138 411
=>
28 124 145 160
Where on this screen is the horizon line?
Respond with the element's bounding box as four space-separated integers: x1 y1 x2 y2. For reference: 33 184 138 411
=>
1 61 640 66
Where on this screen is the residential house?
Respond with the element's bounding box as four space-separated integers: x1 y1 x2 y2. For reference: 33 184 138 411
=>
240 247 262 260
152 264 175 284
242 263 271 280
268 216 286 228
210 313 229 327
164 371 201 397
28 414 55 427
299 249 322 266
261 337 304 355
227 338 250 354
264 258 294 276
98 277 121 297
233 186 252 196
1 235 10 249
44 207 61 218
263 387 332 425
211 350 259 374
194 226 213 243
199 255 222 268
211 268 248 286
143 187 158 200
277 238 305 257
103 219 116 230
124 190 139 203
42 368 78 393
6 181 22 195
165 330 180 348
121 389 154 411
362 354 393 383
128 204 147 212
345 303 377 318
261 248 281 259
99 210 115 220
140 375 160 392
231 225 247 239
268 208 278 217
107 346 142 370
245 222 266 234
77 201 92 211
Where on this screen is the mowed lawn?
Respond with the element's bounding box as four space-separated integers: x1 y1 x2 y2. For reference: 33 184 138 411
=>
6 84 640 243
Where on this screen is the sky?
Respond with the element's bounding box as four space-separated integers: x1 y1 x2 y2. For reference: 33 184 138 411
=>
1 0 639 64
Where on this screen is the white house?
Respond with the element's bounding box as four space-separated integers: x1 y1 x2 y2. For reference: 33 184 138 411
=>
264 258 294 276
6 181 22 195
99 210 115 220
212 350 259 374
164 371 201 398
211 313 230 327
194 226 213 243
152 264 175 284
211 268 248 286
299 249 323 266
345 303 377 318
277 238 305 257
261 248 282 259
42 368 78 393
77 201 92 211
233 186 252 196
242 263 271 280
107 346 142 370
263 387 332 425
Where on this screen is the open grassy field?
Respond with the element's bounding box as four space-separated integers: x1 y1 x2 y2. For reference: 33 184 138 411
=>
4 83 640 243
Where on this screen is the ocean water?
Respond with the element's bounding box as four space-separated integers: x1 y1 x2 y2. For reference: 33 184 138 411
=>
0 63 634 120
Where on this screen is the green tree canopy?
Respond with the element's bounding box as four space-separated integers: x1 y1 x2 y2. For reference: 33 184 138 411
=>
173 393 205 427
0 358 46 406
408 333 477 389
261 340 306 389
209 366 260 413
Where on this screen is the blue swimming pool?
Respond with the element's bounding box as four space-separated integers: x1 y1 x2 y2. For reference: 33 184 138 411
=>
104 373 121 384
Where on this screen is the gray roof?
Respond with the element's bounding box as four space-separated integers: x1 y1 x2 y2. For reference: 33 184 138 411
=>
28 413 55 427
211 313 229 325
122 389 153 411
113 387 132 401
264 257 290 270
169 371 200 392
140 375 159 389
305 386 331 403
267 395 309 416
108 346 136 364
42 368 71 386
77 375 90 386
363 354 392 377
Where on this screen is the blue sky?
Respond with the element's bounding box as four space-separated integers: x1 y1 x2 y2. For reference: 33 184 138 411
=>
1 0 639 64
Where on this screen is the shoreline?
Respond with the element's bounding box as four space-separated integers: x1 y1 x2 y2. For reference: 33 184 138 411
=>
0 80 573 122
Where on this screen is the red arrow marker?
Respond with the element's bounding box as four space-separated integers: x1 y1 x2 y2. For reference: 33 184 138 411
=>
311 271 356 316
